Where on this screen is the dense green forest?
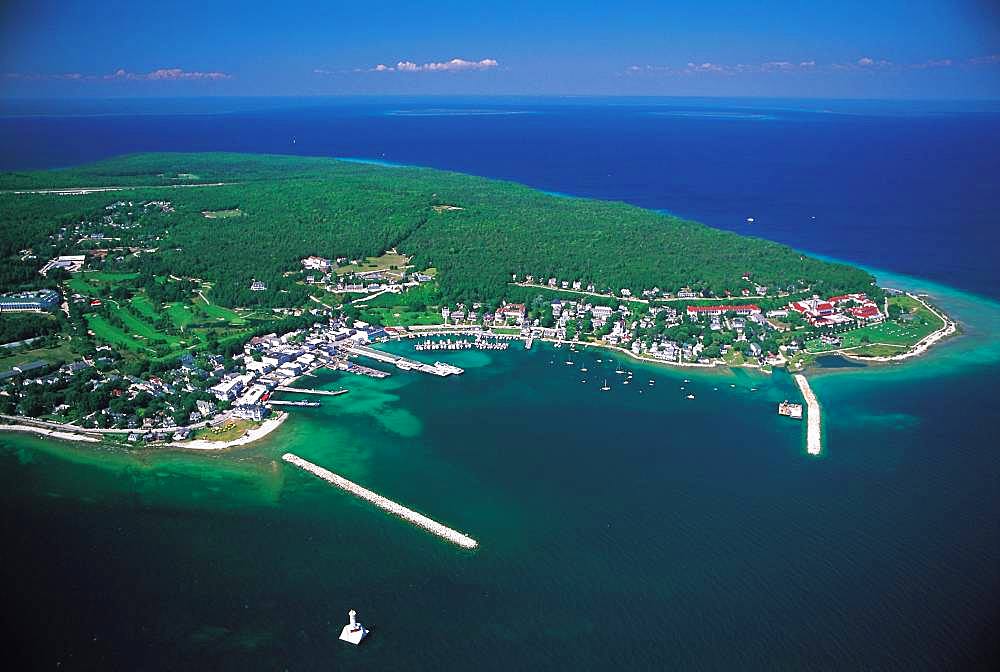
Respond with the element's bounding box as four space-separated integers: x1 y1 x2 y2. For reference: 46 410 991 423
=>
0 153 876 306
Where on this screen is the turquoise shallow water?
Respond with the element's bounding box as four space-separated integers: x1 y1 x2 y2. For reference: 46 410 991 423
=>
2 271 999 670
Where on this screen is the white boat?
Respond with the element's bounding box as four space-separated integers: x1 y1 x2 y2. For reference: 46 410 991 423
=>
687 394 695 400
580 367 588 372
601 379 611 391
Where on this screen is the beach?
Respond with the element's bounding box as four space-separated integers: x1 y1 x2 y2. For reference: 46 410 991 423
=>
168 411 289 450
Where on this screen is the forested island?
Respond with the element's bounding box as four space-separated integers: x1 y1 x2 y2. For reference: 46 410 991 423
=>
0 153 953 442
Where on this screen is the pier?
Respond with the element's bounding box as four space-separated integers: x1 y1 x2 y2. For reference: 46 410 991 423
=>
274 386 349 396
282 453 478 549
794 374 822 455
345 344 464 377
267 400 320 408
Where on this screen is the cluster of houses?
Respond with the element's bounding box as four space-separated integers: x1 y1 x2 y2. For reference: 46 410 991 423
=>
288 255 433 295
513 271 779 301
209 321 373 421
37 199 176 278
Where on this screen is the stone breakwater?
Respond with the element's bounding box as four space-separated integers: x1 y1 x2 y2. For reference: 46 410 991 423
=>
794 374 822 455
281 453 478 549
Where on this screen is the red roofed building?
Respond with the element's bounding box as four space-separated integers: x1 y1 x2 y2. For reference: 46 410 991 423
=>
851 305 881 320
686 304 761 317
501 303 526 320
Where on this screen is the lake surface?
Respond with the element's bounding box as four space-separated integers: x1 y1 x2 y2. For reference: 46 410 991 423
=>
1 98 998 669
2 96 999 298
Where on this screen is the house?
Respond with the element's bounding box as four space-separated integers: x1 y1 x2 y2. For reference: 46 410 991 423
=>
301 256 332 271
592 305 614 320
250 279 267 291
210 376 247 401
501 303 526 321
233 403 268 422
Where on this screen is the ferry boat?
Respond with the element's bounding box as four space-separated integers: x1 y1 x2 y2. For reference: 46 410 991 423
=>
778 400 803 419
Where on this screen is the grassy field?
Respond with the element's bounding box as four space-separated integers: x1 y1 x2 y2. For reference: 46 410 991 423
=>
0 341 77 370
166 302 196 328
336 251 411 276
195 300 248 325
130 295 161 321
804 296 944 354
191 418 256 441
85 314 156 353
201 208 242 218
360 307 444 327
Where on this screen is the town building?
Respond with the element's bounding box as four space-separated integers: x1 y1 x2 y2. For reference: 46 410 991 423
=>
0 289 60 313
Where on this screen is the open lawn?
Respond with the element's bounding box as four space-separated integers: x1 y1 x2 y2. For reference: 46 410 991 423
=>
130 295 161 321
192 418 257 442
87 271 140 282
166 302 196 328
195 300 248 325
0 341 77 371
336 251 411 276
360 307 444 327
115 309 178 346
66 277 93 294
86 314 155 353
201 208 242 218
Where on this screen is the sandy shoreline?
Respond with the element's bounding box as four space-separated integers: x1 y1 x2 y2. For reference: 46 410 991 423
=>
0 423 100 443
1 411 290 451
168 411 290 450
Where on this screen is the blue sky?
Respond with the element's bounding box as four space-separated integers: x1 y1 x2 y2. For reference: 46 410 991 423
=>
1 0 998 98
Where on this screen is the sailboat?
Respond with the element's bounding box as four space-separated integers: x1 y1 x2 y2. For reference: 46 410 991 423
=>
601 379 611 391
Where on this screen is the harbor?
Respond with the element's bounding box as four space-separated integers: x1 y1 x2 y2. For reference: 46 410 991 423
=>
282 453 478 549
413 337 510 351
794 374 822 455
344 344 465 376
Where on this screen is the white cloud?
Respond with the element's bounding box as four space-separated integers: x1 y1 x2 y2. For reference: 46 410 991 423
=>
105 67 231 81
365 58 499 73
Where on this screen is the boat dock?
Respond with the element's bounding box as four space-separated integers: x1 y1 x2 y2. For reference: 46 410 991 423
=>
274 386 349 396
345 344 464 377
268 400 320 408
281 453 478 549
794 374 822 455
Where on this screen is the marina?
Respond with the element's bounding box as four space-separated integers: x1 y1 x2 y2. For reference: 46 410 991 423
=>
345 344 465 376
282 453 479 549
794 374 822 455
413 337 510 351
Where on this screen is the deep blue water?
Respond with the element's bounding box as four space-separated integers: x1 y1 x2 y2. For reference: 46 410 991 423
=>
1 98 999 670
2 96 999 298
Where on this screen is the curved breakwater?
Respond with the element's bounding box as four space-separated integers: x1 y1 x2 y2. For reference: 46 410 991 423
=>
282 453 478 549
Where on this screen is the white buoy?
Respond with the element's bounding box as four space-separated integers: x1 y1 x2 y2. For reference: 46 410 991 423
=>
339 609 369 645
